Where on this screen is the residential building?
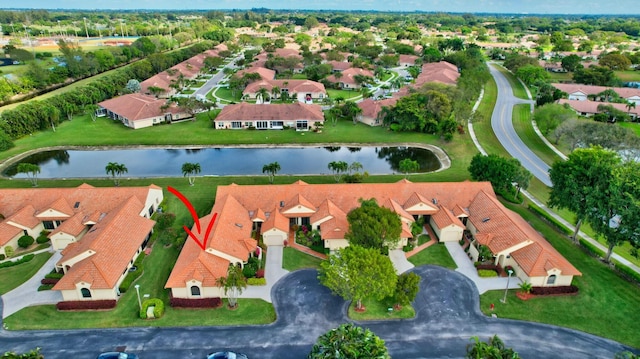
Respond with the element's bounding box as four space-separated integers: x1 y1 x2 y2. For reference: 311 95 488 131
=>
325 67 375 90
414 61 460 87
357 98 398 126
398 54 420 67
98 93 191 129
242 79 327 103
559 99 639 119
214 102 324 130
553 83 640 105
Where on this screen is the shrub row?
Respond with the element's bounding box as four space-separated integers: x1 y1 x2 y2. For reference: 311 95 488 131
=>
616 262 640 285
578 238 605 258
531 285 579 296
247 278 267 286
527 204 574 235
0 254 34 269
56 300 117 311
140 298 165 319
118 252 146 294
38 284 54 291
45 272 64 279
169 296 222 308
40 278 60 285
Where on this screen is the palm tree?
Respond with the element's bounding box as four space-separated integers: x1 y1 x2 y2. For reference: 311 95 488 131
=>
399 158 420 179
342 101 363 125
626 101 636 117
348 161 363 175
328 161 349 182
16 163 40 187
215 264 247 309
181 162 201 186
262 162 281 184
105 162 128 186
271 86 281 100
256 87 270 104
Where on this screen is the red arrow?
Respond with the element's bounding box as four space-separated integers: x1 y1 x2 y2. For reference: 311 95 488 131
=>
168 186 217 251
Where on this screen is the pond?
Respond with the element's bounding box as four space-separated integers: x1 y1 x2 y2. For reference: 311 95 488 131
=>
4 146 442 179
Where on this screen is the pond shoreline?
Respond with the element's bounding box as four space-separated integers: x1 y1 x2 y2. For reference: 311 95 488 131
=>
0 142 451 179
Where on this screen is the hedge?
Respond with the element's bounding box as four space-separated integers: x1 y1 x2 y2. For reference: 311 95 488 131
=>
247 277 267 286
169 296 222 308
578 238 605 258
531 285 579 296
118 252 146 294
527 204 574 235
36 233 50 244
40 278 60 285
616 262 640 284
45 272 64 279
478 269 498 277
38 284 54 291
0 254 34 269
56 300 117 311
140 298 165 319
17 235 35 248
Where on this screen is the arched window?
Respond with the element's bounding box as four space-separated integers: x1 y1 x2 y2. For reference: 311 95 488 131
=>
547 274 557 285
80 288 92 298
190 285 201 296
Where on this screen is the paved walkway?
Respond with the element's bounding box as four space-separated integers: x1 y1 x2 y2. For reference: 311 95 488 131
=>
239 245 289 303
389 249 414 274
2 250 63 319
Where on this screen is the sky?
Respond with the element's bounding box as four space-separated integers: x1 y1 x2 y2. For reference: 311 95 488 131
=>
3 0 640 15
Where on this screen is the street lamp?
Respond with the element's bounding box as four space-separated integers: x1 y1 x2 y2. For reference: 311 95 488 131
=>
134 284 142 311
500 269 514 303
83 17 89 38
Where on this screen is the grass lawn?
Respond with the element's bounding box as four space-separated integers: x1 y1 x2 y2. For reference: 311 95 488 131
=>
511 104 562 166
615 70 640 82
282 247 323 271
408 243 456 269
472 77 509 157
212 86 242 103
548 72 573 82
348 298 415 321
620 122 640 137
494 64 529 100
326 89 360 100
479 201 640 348
0 252 52 295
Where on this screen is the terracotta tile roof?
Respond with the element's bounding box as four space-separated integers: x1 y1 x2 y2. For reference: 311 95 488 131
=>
243 79 326 95
6 205 40 229
327 60 352 71
43 197 74 217
54 196 156 290
261 208 289 234
553 83 640 99
206 195 257 260
468 191 580 277
558 99 640 116
310 199 345 225
357 98 398 119
165 241 230 288
399 54 419 65
215 103 325 123
99 93 184 122
51 212 86 237
403 192 438 215
415 61 460 86
251 208 266 222
0 222 23 246
274 48 302 59
431 207 465 230
326 68 375 86
236 66 276 80
282 193 315 213
140 72 173 93
382 198 414 222
320 215 349 240
453 204 468 218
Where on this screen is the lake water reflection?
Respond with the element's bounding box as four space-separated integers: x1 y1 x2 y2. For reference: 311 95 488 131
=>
4 146 441 178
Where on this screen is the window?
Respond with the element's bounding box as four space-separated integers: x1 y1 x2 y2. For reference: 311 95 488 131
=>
244 122 252 127
81 288 92 298
148 206 154 216
43 221 55 230
270 121 283 129
296 120 308 130
547 275 557 285
217 122 224 128
256 121 268 129
231 121 242 129
190 286 201 296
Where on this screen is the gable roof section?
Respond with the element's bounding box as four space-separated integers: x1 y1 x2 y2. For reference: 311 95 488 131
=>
326 68 374 85
236 66 276 80
215 103 324 122
98 93 177 122
205 195 257 261
431 206 465 230
243 79 326 94
358 98 398 119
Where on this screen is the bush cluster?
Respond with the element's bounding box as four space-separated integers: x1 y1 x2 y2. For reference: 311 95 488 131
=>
38 284 54 291
140 298 165 319
0 254 34 269
247 278 267 286
478 269 498 277
530 285 579 296
56 300 117 311
17 235 35 248
155 212 176 230
169 296 222 308
40 278 59 285
118 253 146 294
45 272 64 279
36 231 50 244
242 256 261 278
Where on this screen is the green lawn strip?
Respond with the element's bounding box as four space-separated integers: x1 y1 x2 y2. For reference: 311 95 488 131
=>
0 252 52 295
212 86 242 103
619 122 640 137
326 89 360 100
408 243 456 269
547 72 572 82
472 77 510 157
494 65 529 100
348 297 415 321
4 298 275 330
615 70 640 82
479 201 640 348
511 104 561 166
282 247 323 271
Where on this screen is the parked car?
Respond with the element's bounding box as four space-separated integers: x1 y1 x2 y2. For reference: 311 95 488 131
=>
97 352 138 359
207 352 248 359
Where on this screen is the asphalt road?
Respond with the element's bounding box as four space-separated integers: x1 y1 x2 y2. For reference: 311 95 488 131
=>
488 63 553 186
1 267 634 358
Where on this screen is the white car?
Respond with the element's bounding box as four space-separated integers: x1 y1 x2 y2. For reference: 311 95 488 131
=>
207 352 248 359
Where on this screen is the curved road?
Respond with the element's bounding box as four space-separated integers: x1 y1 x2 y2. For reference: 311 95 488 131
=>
0 267 635 358
488 63 552 186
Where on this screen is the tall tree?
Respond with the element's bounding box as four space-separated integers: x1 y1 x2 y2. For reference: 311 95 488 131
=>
548 146 621 242
327 161 349 182
393 272 420 310
262 162 281 184
16 163 40 187
399 158 420 178
345 198 402 251
181 162 201 186
468 154 521 194
215 264 247 309
466 335 521 359
308 323 390 359
105 162 128 186
318 245 397 311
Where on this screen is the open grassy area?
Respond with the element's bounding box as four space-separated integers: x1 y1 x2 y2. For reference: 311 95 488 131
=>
472 77 509 157
615 70 640 82
408 243 456 269
212 86 242 103
326 89 360 100
620 121 640 136
282 247 323 271
0 252 52 295
511 104 562 166
479 201 640 348
547 71 572 82
494 64 529 100
348 298 415 321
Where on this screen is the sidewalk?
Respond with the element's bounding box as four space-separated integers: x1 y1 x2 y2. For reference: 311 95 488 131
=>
238 245 289 303
2 250 63 319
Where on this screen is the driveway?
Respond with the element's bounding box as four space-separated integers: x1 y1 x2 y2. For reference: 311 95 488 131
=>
0 267 634 358
488 63 552 186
